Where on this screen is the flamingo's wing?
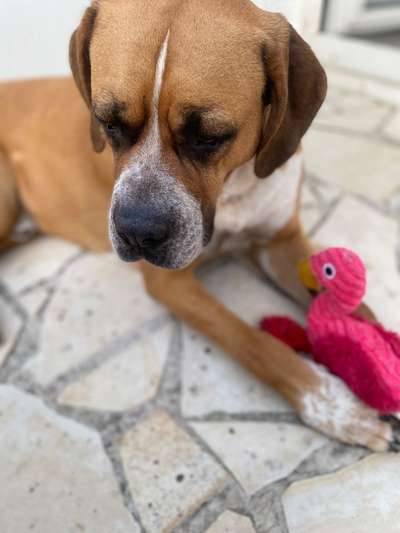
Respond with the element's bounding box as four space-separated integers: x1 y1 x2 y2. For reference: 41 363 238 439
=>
259 316 311 352
311 331 400 413
370 323 400 359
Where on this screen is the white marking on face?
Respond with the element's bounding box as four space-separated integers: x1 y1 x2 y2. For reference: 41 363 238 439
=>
139 30 170 162
109 30 204 269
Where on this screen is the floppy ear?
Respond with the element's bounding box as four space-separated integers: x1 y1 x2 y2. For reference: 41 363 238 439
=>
69 5 106 153
255 19 327 178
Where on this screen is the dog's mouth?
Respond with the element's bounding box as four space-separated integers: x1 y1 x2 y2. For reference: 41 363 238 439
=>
111 232 204 269
112 234 172 268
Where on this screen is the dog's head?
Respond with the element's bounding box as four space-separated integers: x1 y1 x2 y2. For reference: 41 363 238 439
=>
70 0 326 269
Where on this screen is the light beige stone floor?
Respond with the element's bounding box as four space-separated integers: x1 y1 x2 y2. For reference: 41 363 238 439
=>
0 64 399 533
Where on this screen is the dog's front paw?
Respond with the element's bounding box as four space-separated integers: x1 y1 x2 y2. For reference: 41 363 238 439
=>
298 361 399 452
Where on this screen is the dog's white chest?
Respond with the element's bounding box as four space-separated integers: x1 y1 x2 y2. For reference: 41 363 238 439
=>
210 152 302 253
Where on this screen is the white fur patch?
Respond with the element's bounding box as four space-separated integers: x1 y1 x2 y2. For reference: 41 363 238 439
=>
207 152 302 254
300 360 391 450
140 31 170 161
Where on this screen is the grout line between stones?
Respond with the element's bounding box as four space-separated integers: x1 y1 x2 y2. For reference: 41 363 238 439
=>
102 436 148 533
308 193 343 239
154 319 183 413
16 249 85 297
44 313 170 400
171 481 245 533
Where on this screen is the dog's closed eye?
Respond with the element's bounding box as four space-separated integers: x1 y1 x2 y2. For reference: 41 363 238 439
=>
94 114 143 150
175 107 237 163
191 132 233 150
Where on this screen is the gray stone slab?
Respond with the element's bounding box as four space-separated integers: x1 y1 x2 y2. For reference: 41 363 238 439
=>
22 253 166 386
120 409 229 532
192 421 327 495
0 298 22 368
0 385 140 533
206 511 255 533
304 129 400 203
315 85 391 133
0 237 79 293
283 453 400 533
59 323 173 411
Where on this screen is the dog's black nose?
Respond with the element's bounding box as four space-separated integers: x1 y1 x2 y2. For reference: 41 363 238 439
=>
114 205 170 250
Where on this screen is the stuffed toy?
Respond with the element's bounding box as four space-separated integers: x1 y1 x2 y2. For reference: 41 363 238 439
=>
260 247 400 414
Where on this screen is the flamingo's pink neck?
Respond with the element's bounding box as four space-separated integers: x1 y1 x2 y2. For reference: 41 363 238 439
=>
312 289 361 318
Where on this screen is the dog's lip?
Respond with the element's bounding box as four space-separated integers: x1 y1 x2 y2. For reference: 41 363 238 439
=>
117 249 142 263
140 246 168 266
113 238 168 265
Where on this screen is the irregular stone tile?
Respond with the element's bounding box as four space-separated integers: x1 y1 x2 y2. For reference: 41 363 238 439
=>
0 236 79 293
384 109 400 143
310 179 341 206
315 85 391 133
313 197 400 330
19 286 49 316
59 323 173 411
387 189 400 214
325 67 369 93
206 511 255 533
191 422 327 495
182 263 305 417
182 327 292 416
283 453 400 533
120 409 228 532
325 67 400 108
301 190 322 227
304 129 400 203
201 261 305 328
301 181 341 235
0 298 23 367
22 253 166 386
0 385 140 533
300 184 323 234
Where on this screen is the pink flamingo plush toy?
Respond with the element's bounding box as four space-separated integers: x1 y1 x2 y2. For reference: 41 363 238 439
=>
261 247 400 413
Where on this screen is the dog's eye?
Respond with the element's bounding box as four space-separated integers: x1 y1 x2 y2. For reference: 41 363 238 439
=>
105 123 118 135
194 135 224 149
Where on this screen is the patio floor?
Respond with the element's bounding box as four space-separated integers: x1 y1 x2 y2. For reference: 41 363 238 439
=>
0 60 399 532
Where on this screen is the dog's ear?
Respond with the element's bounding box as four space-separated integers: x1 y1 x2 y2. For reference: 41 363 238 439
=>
69 6 106 153
255 18 327 178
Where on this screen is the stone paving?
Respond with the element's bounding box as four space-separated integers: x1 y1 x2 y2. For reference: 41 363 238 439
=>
0 64 399 533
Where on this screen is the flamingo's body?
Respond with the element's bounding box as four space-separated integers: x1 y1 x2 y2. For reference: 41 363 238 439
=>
261 247 400 413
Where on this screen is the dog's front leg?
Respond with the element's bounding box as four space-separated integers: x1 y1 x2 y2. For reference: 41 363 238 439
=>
140 261 396 452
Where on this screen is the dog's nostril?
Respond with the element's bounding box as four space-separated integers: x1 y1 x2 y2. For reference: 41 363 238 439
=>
135 226 168 249
114 206 169 251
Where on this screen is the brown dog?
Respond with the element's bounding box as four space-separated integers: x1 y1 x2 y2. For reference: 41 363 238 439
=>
0 0 398 451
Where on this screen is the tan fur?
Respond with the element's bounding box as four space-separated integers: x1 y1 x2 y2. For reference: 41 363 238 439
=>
0 0 392 450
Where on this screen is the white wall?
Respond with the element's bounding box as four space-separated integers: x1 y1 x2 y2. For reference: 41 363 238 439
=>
0 0 89 80
247 0 323 34
0 0 318 82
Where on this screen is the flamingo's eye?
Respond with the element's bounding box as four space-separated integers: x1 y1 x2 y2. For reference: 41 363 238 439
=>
323 263 336 280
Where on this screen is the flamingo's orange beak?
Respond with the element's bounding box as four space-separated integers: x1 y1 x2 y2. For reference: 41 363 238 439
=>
298 259 321 292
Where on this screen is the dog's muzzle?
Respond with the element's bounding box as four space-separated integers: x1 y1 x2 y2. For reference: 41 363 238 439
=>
111 203 174 263
109 169 206 269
